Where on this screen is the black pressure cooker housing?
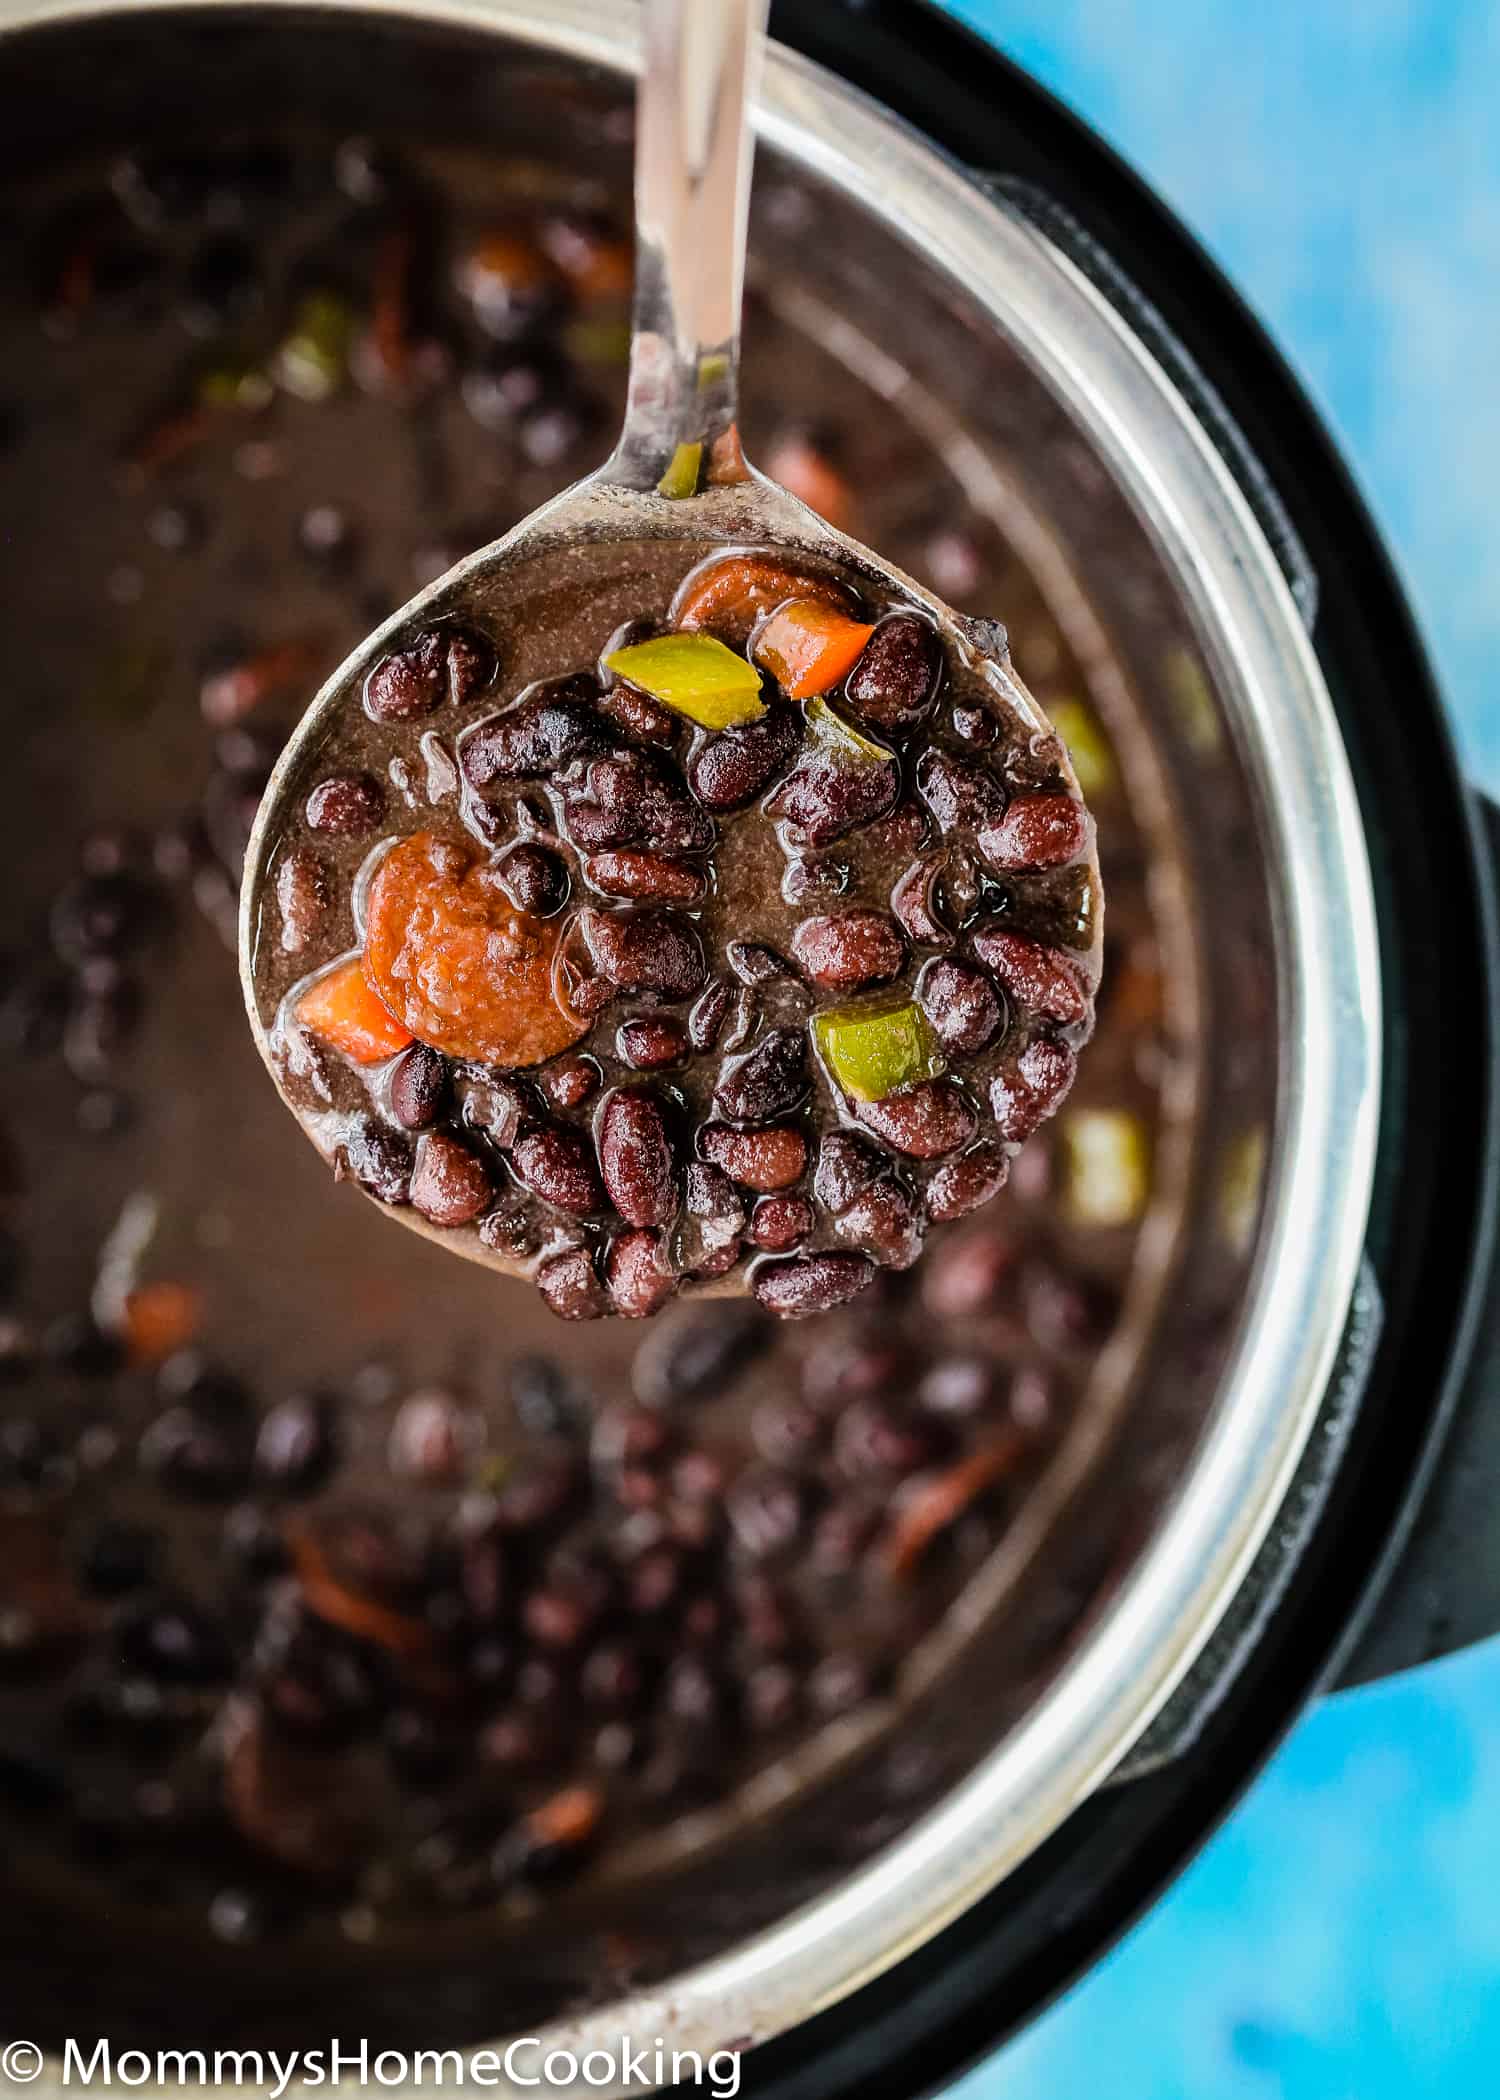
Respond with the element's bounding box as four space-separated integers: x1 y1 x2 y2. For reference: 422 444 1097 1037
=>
0 1 1494 2091
745 4 1500 2094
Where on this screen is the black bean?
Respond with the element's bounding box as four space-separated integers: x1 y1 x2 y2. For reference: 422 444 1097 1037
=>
918 957 1004 1053
44 1312 123 1378
605 1230 677 1318
389 1043 448 1130
751 1251 876 1319
461 673 606 788
77 1521 156 1598
578 906 705 1000
306 771 385 836
497 841 569 916
363 621 496 723
597 1089 677 1227
748 1194 814 1251
745 1662 800 1734
561 751 713 854
914 747 1004 835
978 792 1088 873
812 1130 886 1215
700 1123 807 1192
925 1142 1010 1223
512 1125 604 1215
139 1387 251 1501
50 870 155 964
712 1028 808 1125
857 1079 977 1159
254 1395 334 1494
727 1467 808 1560
617 1016 687 1070
459 1074 529 1149
751 1397 825 1468
919 1354 1002 1419
808 1651 880 1719
969 927 1088 1028
791 910 904 990
988 1037 1076 1142
766 738 899 848
410 1131 492 1227
688 704 802 812
843 613 943 734
689 977 732 1052
535 1246 606 1321
632 1298 769 1406
834 1398 948 1479
116 1599 230 1685
541 1059 598 1117
334 1117 413 1204
835 1180 925 1269
388 1390 479 1482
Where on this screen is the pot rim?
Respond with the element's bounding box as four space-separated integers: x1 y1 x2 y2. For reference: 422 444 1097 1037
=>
0 0 1382 2081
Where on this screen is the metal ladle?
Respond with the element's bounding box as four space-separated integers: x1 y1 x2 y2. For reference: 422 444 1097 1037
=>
240 0 1085 1288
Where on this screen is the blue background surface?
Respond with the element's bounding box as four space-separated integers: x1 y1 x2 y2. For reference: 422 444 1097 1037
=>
934 4 1500 2094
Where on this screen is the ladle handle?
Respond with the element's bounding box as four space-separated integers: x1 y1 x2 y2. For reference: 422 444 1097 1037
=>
607 0 768 494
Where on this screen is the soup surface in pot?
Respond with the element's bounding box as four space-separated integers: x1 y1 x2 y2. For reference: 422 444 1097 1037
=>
0 120 1177 2013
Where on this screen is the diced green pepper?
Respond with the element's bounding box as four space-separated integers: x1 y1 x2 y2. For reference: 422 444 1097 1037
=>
1048 697 1117 799
274 291 355 402
656 439 703 499
812 997 945 1104
802 694 893 766
195 355 274 413
1058 1109 1151 1228
603 631 766 731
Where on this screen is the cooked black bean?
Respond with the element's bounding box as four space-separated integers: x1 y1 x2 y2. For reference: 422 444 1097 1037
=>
364 621 496 723
605 1229 677 1318
688 704 802 812
857 1080 977 1159
791 910 904 990
561 751 713 854
751 1251 875 1318
766 735 899 848
334 1117 413 1204
460 674 606 785
254 1395 334 1494
616 1015 687 1070
577 906 705 1000
597 1089 677 1228
713 1028 808 1123
410 1131 492 1227
918 957 1004 1053
843 613 943 734
305 771 385 836
914 747 1004 834
496 840 569 916
388 1042 448 1130
816 1146 891 1232
511 1126 604 1215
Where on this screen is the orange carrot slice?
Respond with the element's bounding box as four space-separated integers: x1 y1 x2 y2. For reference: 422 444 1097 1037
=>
671 553 858 647
884 1436 1026 1579
295 956 413 1066
122 1281 202 1365
528 1784 604 1849
289 1527 434 1659
755 599 876 700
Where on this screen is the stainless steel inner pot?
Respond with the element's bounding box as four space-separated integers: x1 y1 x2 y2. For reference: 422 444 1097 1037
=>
0 0 1380 2078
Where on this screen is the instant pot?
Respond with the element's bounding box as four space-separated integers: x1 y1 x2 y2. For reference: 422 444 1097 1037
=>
2 2 1497 2093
